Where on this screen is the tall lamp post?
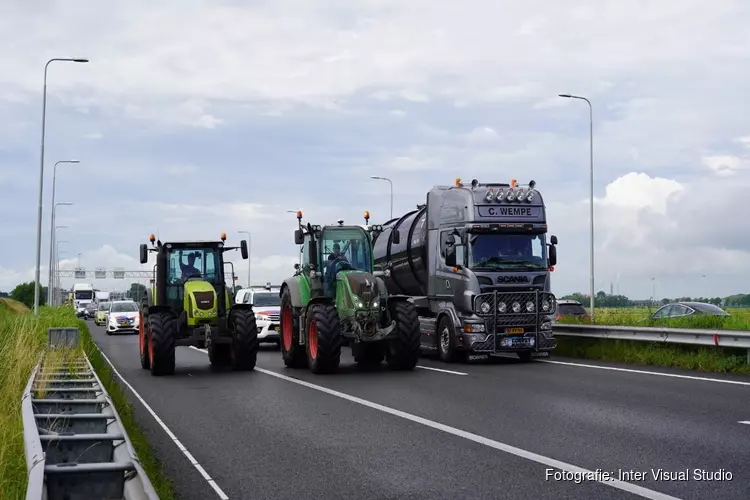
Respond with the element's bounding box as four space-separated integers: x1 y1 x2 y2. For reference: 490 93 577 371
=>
51 225 68 304
559 93 595 321
48 198 75 301
55 241 68 305
370 175 393 220
33 57 89 316
237 230 251 287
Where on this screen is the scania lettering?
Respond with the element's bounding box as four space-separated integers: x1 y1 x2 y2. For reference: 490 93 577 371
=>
371 178 559 363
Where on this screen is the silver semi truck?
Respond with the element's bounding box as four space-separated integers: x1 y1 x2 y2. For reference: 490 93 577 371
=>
371 178 558 362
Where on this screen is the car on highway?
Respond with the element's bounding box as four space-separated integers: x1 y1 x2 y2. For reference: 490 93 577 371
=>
552 299 590 323
95 301 111 326
83 302 98 320
236 284 280 346
649 301 731 321
106 300 140 335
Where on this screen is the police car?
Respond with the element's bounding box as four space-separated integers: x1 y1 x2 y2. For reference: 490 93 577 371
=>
235 284 281 345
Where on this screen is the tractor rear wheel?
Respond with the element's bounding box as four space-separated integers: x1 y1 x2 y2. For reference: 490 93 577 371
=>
306 303 343 374
139 311 150 370
280 288 307 368
149 311 176 376
385 301 421 370
230 309 259 371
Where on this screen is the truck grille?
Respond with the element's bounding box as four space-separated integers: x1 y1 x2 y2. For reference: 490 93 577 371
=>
473 291 556 327
266 315 280 322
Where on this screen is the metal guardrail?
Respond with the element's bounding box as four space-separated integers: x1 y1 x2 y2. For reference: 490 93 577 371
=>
22 328 159 500
552 324 750 363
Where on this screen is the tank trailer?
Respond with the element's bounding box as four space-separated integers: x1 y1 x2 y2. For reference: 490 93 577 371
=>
371 178 558 362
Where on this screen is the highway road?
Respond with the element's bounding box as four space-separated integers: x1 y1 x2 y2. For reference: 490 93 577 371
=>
89 323 750 500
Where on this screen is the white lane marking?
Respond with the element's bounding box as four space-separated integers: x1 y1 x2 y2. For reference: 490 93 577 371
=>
94 347 229 499
190 348 678 500
540 359 750 387
739 421 750 425
416 365 468 376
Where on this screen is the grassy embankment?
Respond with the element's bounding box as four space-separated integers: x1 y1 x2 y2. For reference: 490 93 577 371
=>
0 303 175 500
555 306 750 375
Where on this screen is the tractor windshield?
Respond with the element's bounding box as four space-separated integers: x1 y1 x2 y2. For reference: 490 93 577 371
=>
320 227 371 273
167 247 223 285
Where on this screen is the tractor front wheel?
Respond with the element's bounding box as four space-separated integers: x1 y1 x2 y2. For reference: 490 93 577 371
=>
230 309 259 371
280 288 307 368
306 303 343 374
149 311 177 376
385 301 421 370
139 311 150 370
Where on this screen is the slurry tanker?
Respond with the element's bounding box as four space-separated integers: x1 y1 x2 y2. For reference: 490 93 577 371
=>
371 178 559 362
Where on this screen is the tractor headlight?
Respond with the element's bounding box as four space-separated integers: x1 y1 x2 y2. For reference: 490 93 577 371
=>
512 302 521 313
372 298 378 308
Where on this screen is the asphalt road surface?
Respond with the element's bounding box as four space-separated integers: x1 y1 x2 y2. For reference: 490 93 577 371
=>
89 323 750 500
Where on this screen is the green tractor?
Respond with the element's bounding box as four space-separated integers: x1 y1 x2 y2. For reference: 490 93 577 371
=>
138 232 259 376
279 210 421 374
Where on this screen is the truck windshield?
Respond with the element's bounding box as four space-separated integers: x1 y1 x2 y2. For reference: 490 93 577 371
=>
252 292 280 307
167 247 222 284
469 233 547 270
74 290 93 300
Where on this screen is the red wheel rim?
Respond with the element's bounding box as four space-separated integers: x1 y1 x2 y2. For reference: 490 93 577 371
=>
148 326 154 362
139 312 144 355
282 305 292 351
308 320 318 360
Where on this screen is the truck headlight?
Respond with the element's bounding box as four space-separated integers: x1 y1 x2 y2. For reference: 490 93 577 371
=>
526 301 535 312
540 321 552 331
480 302 490 314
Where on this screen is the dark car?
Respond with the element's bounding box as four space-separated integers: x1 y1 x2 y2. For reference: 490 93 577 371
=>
83 302 98 319
553 299 590 323
650 301 730 321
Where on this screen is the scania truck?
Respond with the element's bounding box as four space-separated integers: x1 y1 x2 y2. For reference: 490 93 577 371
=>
371 178 558 362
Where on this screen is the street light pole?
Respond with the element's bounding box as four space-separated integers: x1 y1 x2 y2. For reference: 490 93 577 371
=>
238 230 251 287
47 162 78 298
33 57 89 316
370 176 393 220
51 225 68 304
559 93 595 321
55 241 68 306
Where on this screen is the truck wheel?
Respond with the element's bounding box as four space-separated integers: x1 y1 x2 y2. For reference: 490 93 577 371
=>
230 308 259 371
149 311 176 376
436 316 462 363
385 301 421 370
139 311 150 370
209 343 231 367
306 303 342 374
280 288 306 368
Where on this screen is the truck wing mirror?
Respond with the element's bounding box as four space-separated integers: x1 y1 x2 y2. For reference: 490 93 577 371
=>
294 229 304 245
139 243 148 264
240 239 249 259
391 230 400 245
548 245 557 267
550 235 558 245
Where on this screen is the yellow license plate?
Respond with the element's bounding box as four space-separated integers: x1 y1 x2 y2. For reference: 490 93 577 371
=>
506 328 524 334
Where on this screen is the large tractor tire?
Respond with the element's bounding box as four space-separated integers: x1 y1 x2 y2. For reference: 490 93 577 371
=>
139 310 150 370
385 301 421 370
305 303 343 374
148 311 177 376
229 308 259 371
280 288 307 368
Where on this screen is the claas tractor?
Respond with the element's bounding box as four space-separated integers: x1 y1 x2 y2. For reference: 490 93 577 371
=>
278 210 421 374
138 232 259 376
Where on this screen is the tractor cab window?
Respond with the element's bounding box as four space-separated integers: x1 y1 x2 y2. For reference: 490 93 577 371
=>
319 227 371 295
167 247 222 285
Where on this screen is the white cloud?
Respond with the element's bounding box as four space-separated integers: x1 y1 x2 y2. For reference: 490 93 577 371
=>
701 155 748 177
462 126 499 144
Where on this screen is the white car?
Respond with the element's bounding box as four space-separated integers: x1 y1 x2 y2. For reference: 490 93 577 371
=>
236 286 280 345
106 300 140 335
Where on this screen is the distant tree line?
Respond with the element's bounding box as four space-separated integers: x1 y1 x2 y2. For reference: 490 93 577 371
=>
561 291 750 308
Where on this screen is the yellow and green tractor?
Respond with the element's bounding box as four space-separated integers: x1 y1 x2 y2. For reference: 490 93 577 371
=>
138 233 258 376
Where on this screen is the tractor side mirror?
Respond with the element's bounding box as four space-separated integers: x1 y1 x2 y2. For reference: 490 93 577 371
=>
240 239 249 259
391 230 400 245
139 244 148 264
294 229 304 245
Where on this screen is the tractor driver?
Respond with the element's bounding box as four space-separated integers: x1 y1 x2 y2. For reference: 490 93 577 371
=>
180 252 202 280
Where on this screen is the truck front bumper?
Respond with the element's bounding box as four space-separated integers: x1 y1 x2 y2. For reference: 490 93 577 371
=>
462 331 557 354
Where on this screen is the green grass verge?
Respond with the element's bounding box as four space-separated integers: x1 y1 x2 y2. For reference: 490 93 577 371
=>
77 318 177 500
558 306 750 330
0 305 175 500
553 336 750 376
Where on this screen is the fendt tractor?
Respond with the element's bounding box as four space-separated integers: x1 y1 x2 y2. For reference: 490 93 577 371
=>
278 210 421 374
138 233 259 376
371 178 559 363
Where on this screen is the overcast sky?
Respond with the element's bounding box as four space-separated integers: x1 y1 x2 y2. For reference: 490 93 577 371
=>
1 0 749 300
